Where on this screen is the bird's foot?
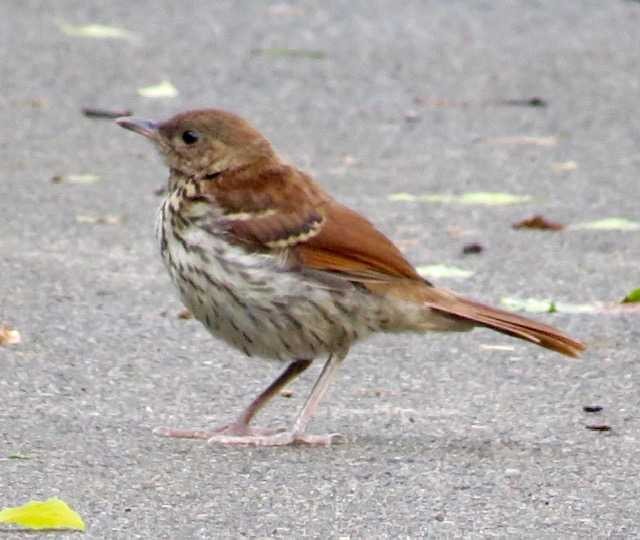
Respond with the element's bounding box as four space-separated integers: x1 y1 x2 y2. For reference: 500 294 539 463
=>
153 422 282 440
206 431 346 447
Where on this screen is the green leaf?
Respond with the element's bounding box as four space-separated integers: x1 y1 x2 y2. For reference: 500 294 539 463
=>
570 218 640 231
500 297 598 314
56 21 139 42
8 453 31 460
0 498 85 531
622 288 640 303
389 191 532 205
137 80 178 98
416 265 474 279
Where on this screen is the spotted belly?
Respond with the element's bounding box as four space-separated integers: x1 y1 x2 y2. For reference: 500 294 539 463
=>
157 209 384 361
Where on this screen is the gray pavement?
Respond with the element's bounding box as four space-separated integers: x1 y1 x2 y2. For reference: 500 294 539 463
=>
1 1 639 538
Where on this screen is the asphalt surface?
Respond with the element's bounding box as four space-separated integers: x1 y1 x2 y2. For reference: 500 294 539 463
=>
2 1 640 538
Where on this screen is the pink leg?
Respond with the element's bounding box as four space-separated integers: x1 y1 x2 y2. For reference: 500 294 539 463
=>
154 358 312 440
206 350 348 447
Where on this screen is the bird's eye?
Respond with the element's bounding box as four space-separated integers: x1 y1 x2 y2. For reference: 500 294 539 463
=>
181 130 200 145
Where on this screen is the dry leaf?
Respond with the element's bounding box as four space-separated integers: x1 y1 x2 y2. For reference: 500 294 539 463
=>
56 20 139 43
479 344 516 352
462 242 484 254
570 218 640 231
512 215 564 231
137 80 178 98
76 214 122 225
0 325 21 346
417 265 473 280
51 173 101 184
279 389 295 398
82 107 133 119
389 192 532 205
551 161 578 172
177 308 193 320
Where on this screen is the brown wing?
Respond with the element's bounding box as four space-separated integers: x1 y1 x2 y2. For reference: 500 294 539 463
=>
203 161 424 283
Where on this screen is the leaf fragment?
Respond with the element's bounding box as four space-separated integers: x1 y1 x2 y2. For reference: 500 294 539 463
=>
0 325 21 346
389 192 532 205
137 80 178 98
76 214 122 225
82 107 133 119
500 297 599 314
512 215 564 231
416 265 474 279
51 173 101 185
622 288 640 303
56 20 139 42
570 218 640 231
551 160 578 172
251 47 326 59
0 497 85 531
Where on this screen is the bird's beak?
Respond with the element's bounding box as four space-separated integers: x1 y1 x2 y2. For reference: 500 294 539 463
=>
115 117 160 139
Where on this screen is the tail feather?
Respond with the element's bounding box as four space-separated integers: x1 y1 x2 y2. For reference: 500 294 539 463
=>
425 295 586 358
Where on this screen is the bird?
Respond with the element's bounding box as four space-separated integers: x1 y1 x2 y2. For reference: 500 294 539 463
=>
116 109 585 447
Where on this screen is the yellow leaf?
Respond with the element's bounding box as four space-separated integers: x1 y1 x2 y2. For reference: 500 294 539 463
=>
389 192 532 205
56 21 139 43
570 218 640 231
0 498 85 531
137 80 178 98
416 264 474 279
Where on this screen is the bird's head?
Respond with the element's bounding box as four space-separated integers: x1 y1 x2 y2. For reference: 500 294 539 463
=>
116 109 275 179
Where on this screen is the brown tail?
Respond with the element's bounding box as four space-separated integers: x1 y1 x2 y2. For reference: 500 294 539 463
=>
425 294 586 358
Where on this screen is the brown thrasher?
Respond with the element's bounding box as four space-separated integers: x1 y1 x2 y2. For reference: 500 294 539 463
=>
116 109 585 447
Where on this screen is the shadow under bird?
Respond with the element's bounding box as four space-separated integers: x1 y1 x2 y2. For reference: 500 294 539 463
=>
116 109 585 446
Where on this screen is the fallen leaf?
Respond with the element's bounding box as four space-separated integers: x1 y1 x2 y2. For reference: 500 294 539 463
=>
622 288 640 303
570 218 640 231
0 325 21 346
512 215 564 231
479 135 557 146
498 97 548 108
51 173 101 184
479 344 516 352
462 242 484 254
137 80 178 98
7 453 31 460
0 497 85 531
416 264 473 279
18 97 48 108
389 192 532 205
82 107 133 119
177 308 193 320
56 20 139 43
251 47 326 59
551 160 578 172
279 389 294 398
76 214 122 225
500 297 599 314
583 406 603 413
585 424 611 432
